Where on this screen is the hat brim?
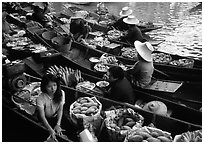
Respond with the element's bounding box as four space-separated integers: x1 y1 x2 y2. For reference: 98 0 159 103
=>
119 9 133 17
123 17 140 25
134 41 153 62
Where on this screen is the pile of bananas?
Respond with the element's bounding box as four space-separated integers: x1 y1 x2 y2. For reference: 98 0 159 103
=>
174 129 202 142
47 65 83 87
152 53 172 64
125 126 172 142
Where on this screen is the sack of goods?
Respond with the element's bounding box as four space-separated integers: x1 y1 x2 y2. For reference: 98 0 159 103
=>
69 97 102 128
104 107 144 142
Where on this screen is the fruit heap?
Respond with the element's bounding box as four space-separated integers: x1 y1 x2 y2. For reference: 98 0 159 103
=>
169 58 194 68
107 29 123 40
125 126 173 142
152 53 172 64
121 47 137 60
70 97 102 117
104 108 144 141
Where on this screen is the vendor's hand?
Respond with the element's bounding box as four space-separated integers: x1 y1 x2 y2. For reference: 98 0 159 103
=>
49 129 56 140
103 74 109 80
54 125 65 136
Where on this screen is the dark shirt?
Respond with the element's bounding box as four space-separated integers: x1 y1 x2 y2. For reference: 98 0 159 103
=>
106 77 135 104
32 6 49 26
112 16 129 31
70 19 91 40
120 25 146 45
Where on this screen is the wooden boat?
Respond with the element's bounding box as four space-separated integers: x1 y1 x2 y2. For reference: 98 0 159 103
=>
52 12 164 47
64 5 163 33
22 55 202 126
26 27 202 111
2 73 202 141
6 8 201 110
50 13 202 82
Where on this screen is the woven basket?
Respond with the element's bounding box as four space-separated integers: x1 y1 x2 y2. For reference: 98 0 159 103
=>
104 108 144 142
69 97 102 129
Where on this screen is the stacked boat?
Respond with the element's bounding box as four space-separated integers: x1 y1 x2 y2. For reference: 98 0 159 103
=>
2 2 202 142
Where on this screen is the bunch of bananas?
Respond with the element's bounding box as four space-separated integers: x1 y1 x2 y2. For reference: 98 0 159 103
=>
47 65 83 87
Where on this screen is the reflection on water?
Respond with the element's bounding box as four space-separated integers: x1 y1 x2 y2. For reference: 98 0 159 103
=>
50 2 202 60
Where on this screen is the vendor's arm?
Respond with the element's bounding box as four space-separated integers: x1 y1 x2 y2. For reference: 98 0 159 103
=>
36 97 56 138
54 90 65 135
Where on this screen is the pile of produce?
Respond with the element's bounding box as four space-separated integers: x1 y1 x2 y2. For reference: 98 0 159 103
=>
89 31 104 37
60 17 71 24
76 81 96 92
74 10 89 19
94 63 109 72
169 58 194 68
87 37 110 48
152 53 172 64
121 47 137 60
69 97 102 126
99 54 118 64
47 65 83 87
125 126 173 142
173 129 202 142
104 108 144 141
107 29 123 40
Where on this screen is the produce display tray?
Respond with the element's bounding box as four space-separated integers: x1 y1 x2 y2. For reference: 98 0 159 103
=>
144 80 183 93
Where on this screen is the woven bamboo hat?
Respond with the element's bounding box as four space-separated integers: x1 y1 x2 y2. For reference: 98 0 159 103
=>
134 40 154 62
119 6 133 17
123 15 140 25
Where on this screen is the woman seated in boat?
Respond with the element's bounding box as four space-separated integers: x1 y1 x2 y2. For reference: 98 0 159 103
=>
120 15 147 45
110 6 133 31
35 73 65 140
31 2 53 28
126 41 154 88
70 17 92 42
103 66 135 104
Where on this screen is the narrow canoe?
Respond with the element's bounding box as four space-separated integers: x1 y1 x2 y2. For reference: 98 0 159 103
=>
2 74 201 141
64 5 163 33
22 55 202 126
28 28 202 111
51 12 202 82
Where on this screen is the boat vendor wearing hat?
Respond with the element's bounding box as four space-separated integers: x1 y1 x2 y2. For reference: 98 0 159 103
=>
120 15 146 45
110 6 133 31
126 40 154 88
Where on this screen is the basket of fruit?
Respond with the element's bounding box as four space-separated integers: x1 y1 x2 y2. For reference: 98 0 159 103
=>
104 108 144 142
69 97 102 127
124 126 173 142
169 58 194 68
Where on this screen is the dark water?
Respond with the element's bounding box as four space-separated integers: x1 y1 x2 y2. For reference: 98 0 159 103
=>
50 2 202 60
